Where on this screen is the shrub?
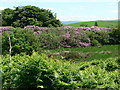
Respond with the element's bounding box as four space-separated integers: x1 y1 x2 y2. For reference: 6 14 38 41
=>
2 5 62 27
105 62 118 71
2 53 119 89
95 21 98 26
109 28 120 44
38 28 63 49
2 26 117 54
2 52 80 89
38 28 90 48
91 39 101 46
2 28 41 55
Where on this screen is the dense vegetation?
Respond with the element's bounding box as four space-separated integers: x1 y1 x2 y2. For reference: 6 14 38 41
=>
1 26 119 89
2 53 119 89
1 5 62 27
1 5 120 89
2 28 41 55
2 26 120 55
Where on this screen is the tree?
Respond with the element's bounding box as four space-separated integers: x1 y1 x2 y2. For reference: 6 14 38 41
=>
95 21 98 26
2 5 63 27
2 8 14 26
2 28 41 55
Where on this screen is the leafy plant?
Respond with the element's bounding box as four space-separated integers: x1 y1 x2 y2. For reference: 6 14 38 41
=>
2 5 62 27
2 53 119 89
2 28 41 55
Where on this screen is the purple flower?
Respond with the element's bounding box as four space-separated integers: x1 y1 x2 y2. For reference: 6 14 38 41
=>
79 42 91 47
74 31 80 34
24 25 49 31
62 32 71 39
0 26 13 31
64 45 71 48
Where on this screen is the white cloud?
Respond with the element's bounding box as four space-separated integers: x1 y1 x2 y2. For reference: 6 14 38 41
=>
0 6 7 10
58 15 117 21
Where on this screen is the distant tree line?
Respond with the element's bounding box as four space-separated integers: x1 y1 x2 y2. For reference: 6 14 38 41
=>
1 5 63 28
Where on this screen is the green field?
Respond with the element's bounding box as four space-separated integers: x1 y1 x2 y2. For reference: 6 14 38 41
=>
44 45 119 61
65 20 118 28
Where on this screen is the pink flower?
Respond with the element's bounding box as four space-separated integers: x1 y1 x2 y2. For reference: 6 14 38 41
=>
74 31 80 34
79 42 91 47
0 26 13 31
64 45 71 47
62 33 71 39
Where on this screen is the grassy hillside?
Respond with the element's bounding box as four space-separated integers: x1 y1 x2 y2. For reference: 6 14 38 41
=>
65 20 118 28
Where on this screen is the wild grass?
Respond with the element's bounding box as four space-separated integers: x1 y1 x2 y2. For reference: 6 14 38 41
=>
65 21 118 28
44 45 119 61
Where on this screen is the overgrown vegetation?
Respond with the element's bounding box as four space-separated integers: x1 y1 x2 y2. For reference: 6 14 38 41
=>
2 26 120 56
1 5 120 90
2 53 119 89
2 28 41 55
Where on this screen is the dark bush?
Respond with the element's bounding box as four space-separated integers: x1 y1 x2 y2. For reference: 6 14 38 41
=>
95 21 98 26
109 28 120 44
2 5 62 27
105 62 118 71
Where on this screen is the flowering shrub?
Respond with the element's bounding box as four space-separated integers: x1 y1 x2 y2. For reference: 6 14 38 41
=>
1 25 116 50
0 26 13 31
23 25 110 32
79 42 91 47
62 32 71 39
26 25 110 48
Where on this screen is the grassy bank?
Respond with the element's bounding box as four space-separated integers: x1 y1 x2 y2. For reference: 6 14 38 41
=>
44 45 119 61
65 21 118 28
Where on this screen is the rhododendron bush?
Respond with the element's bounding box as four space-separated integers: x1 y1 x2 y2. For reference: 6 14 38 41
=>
1 25 118 55
23 25 111 48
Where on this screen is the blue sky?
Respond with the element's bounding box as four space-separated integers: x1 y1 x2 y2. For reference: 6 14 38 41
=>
0 0 119 21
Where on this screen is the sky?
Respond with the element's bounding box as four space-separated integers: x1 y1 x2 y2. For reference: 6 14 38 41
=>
0 0 119 21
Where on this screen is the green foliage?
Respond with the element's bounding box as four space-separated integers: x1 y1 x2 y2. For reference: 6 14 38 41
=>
109 28 120 44
91 39 101 46
38 28 64 49
2 5 62 27
87 31 110 46
2 8 14 26
38 28 90 49
2 53 119 89
105 62 118 71
2 28 41 55
95 21 98 26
